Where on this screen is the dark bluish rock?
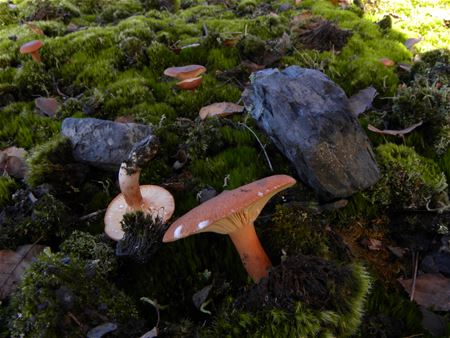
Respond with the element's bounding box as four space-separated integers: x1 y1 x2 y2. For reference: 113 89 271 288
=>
61 118 153 171
243 66 380 200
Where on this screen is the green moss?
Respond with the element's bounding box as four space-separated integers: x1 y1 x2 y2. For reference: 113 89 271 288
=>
60 230 117 276
203 257 371 337
101 72 155 118
0 188 74 249
373 143 448 210
14 61 53 96
357 280 424 337
0 2 18 27
0 102 60 149
98 0 143 23
16 0 81 21
266 205 333 259
0 176 17 208
132 102 177 125
389 78 450 155
8 250 139 338
26 135 88 195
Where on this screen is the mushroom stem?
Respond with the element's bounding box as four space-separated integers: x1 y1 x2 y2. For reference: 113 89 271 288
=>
31 51 41 63
228 223 272 283
119 164 143 210
118 135 160 210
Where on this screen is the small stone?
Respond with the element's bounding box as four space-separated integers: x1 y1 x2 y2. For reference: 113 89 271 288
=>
61 117 153 171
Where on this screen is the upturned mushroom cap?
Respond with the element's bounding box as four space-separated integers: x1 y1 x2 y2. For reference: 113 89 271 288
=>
20 40 43 54
164 65 206 80
105 185 175 241
176 76 203 90
163 175 296 242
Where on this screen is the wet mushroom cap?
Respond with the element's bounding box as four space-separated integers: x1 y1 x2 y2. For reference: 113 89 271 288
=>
163 175 296 242
176 76 203 90
20 40 43 54
164 65 206 80
104 185 175 241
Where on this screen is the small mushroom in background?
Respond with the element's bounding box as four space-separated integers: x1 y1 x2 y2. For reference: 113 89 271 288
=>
163 65 206 80
104 135 175 241
20 40 43 63
163 175 296 283
176 76 203 91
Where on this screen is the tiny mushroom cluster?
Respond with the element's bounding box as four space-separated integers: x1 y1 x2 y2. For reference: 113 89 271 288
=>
104 136 175 241
163 64 206 91
20 40 43 63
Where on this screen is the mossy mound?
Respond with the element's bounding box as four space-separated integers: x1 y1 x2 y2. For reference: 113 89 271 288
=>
8 250 140 338
203 255 371 337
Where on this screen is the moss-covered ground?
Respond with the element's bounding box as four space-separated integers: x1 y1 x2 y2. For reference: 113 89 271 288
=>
0 0 449 336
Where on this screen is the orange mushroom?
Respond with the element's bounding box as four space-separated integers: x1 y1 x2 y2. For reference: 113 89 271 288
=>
163 175 296 282
163 65 206 80
20 40 43 63
104 136 175 241
176 76 203 91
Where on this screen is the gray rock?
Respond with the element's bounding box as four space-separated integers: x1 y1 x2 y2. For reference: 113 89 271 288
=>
243 66 380 200
61 118 153 171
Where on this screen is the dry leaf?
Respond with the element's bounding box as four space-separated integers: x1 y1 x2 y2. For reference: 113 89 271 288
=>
404 36 423 50
0 244 47 299
86 323 118 338
367 121 423 137
348 86 377 116
35 97 59 117
398 273 450 311
199 102 244 120
0 146 28 178
139 327 158 338
398 63 412 72
26 22 45 36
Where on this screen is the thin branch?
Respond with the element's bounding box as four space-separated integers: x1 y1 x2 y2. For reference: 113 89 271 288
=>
410 251 419 302
238 122 273 172
79 209 106 222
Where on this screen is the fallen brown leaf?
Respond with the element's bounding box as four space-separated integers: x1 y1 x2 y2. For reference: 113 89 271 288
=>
367 121 423 137
0 146 28 178
199 102 244 120
35 97 59 117
26 22 45 36
398 273 450 311
348 86 377 116
0 244 47 300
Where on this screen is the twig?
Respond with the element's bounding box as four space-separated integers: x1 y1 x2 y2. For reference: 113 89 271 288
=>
0 237 43 292
238 122 273 172
410 251 419 301
67 311 83 328
79 209 106 221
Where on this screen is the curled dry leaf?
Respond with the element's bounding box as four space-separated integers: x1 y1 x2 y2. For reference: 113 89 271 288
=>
0 146 28 178
0 244 47 300
367 121 423 137
199 102 244 120
35 97 59 117
404 36 423 50
398 273 450 311
26 22 45 36
348 86 377 116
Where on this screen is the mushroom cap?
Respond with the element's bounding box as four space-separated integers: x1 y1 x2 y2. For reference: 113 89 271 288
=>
104 185 175 241
20 40 43 54
163 175 296 242
176 76 203 90
164 65 206 80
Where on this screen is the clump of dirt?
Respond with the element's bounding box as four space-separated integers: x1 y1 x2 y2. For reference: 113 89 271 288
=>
294 18 352 51
237 254 354 313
